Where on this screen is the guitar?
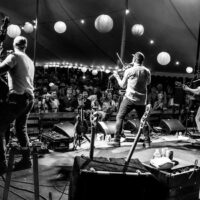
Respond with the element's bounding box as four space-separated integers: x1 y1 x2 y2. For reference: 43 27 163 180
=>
73 105 89 149
0 16 10 103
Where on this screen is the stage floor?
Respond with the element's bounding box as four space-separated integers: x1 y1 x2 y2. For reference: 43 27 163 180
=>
0 133 200 200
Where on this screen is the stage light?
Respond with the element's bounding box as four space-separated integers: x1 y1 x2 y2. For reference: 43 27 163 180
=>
105 69 111 73
149 40 154 45
81 66 87 73
92 69 98 75
80 19 85 24
125 9 130 15
175 61 180 65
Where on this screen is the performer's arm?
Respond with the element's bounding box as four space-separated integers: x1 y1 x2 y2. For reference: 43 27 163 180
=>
183 85 200 95
114 70 129 89
0 54 16 75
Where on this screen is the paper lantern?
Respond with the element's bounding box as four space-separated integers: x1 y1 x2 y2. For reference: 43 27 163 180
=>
186 66 193 73
23 22 34 33
81 66 87 73
7 24 21 38
131 24 144 36
92 69 98 75
54 21 67 33
95 14 113 33
157 52 171 65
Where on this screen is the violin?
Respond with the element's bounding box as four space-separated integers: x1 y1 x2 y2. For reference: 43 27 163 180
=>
116 52 133 71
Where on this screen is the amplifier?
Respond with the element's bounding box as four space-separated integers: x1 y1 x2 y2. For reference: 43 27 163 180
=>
143 163 200 200
41 131 73 151
69 156 167 200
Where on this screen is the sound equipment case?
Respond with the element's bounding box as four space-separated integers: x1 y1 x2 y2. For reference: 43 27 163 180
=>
143 163 200 200
41 131 73 151
69 156 168 200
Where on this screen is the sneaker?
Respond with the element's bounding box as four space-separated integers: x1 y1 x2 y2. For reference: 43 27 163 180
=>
14 159 32 171
120 136 126 143
107 138 120 147
143 140 151 148
0 162 7 175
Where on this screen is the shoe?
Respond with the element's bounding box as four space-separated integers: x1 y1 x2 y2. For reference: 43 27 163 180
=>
120 136 126 143
14 158 32 171
143 140 151 148
0 162 7 175
107 138 120 147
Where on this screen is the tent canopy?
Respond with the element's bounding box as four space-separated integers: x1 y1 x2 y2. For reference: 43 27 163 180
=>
0 0 200 74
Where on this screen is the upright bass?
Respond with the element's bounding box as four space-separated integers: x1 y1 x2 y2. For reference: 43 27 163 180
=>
0 16 10 103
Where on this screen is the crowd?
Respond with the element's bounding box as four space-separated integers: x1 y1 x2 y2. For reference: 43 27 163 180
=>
32 67 191 120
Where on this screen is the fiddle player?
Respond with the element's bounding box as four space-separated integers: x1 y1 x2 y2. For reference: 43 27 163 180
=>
108 52 151 147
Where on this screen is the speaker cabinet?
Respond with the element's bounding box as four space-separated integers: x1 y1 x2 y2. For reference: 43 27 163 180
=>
160 119 185 134
125 119 140 133
53 121 75 138
97 121 116 135
69 156 167 200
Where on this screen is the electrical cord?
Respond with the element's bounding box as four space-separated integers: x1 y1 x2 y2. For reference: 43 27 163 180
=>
58 180 69 200
0 177 65 188
1 175 48 200
0 183 27 200
53 181 69 196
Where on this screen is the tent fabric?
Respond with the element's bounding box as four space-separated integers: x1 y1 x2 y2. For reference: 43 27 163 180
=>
0 0 200 74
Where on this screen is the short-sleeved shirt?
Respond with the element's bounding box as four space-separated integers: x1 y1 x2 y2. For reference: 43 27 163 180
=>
1 51 35 96
118 64 151 105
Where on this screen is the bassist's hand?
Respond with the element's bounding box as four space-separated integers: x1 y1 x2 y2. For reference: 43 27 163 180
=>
182 84 189 91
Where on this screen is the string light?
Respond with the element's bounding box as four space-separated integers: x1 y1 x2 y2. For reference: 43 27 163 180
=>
80 19 85 24
125 9 130 15
175 61 180 65
11 11 189 72
149 39 154 45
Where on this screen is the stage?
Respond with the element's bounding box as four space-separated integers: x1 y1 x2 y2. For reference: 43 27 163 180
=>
0 133 200 200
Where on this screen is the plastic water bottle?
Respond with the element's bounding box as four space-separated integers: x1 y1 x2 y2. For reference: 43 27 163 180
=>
153 149 161 159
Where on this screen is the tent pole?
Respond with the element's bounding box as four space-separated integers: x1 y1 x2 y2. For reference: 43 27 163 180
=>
118 0 128 66
194 22 200 78
33 0 39 67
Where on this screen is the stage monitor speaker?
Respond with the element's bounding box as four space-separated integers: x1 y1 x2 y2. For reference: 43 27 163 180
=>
53 121 75 138
124 119 140 133
97 121 116 135
160 119 185 134
69 156 167 200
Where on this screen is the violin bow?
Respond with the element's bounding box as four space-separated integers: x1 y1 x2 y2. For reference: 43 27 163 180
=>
116 52 126 69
